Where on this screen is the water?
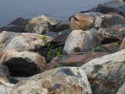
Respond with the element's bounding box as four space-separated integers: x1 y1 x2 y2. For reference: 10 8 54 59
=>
0 0 110 26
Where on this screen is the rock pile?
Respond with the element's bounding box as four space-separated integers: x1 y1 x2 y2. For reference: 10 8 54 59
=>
0 0 125 94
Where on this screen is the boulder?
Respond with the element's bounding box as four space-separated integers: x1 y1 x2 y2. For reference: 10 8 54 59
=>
0 25 25 33
95 13 125 28
8 17 28 26
1 49 46 77
0 31 53 52
81 49 125 94
96 1 125 16
94 42 120 53
63 29 97 54
96 25 125 44
51 29 71 46
70 13 94 30
11 67 92 94
55 21 70 32
0 17 28 33
25 15 58 34
70 12 125 30
120 37 125 50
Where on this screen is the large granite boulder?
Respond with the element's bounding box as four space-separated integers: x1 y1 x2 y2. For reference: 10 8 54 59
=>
63 29 97 54
96 1 125 16
0 31 53 52
11 67 92 94
25 15 58 34
81 49 125 94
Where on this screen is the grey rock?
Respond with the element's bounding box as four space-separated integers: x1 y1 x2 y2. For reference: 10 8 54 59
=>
95 13 125 28
25 15 58 34
96 1 125 16
81 49 125 94
0 31 53 52
63 29 97 54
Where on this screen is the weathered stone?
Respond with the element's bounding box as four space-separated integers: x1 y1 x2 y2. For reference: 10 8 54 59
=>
51 29 71 46
11 67 92 94
48 51 109 70
95 13 125 28
70 13 94 30
0 17 28 33
25 15 58 34
55 21 70 32
81 49 125 94
1 49 46 77
96 25 125 44
8 17 28 26
44 31 57 38
96 1 125 16
63 29 97 54
0 25 25 33
0 31 53 52
95 42 120 53
120 37 125 50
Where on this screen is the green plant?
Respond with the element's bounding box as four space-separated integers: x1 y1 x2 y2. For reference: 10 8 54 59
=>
47 47 62 59
39 35 48 44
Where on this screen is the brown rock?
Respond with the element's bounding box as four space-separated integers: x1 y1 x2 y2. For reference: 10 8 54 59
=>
70 13 94 30
48 51 109 69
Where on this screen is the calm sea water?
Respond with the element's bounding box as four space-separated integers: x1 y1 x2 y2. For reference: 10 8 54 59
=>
0 0 110 26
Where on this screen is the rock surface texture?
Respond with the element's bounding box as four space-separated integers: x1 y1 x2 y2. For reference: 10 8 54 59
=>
11 67 92 94
81 49 125 94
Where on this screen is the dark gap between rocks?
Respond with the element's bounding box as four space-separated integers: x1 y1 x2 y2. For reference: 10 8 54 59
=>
4 58 39 77
101 38 120 44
